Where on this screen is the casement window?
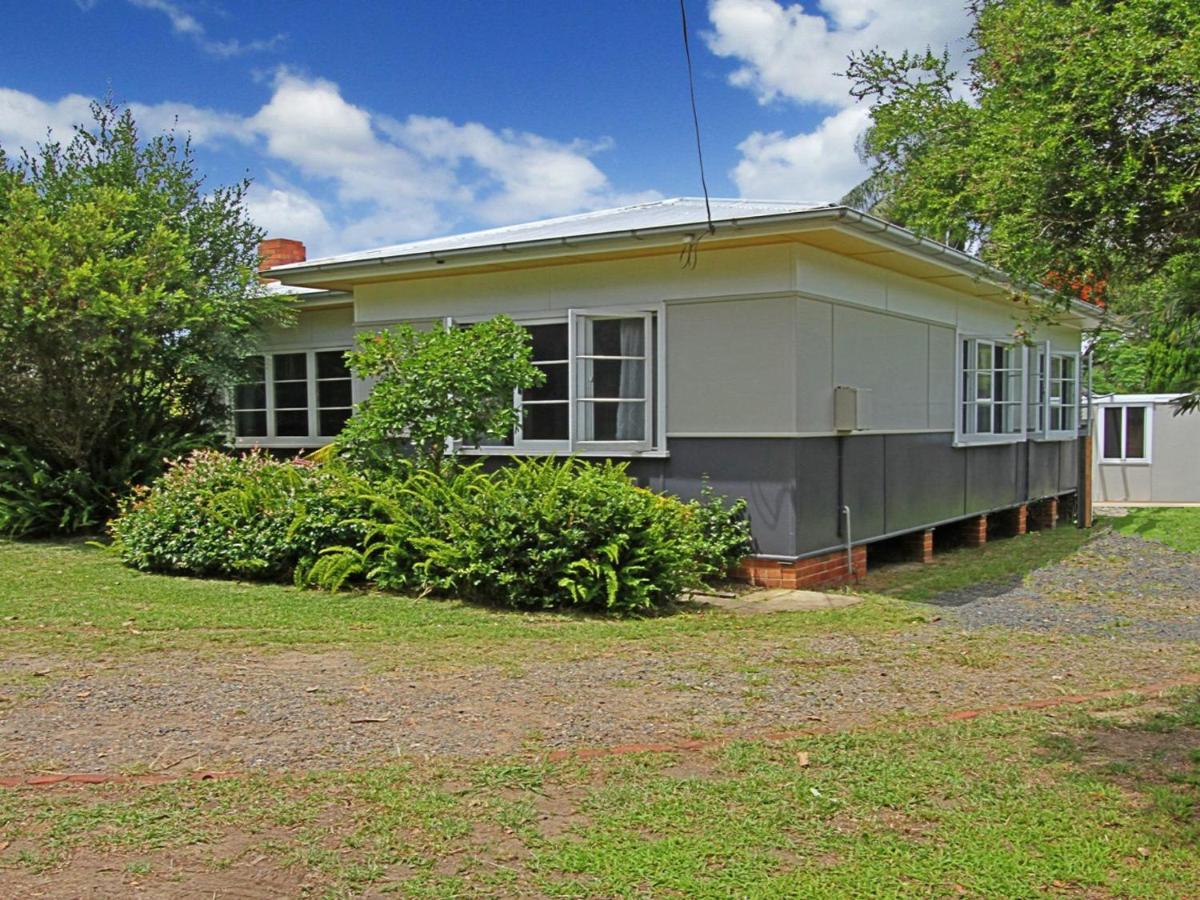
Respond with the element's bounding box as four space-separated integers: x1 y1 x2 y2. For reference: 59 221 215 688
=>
233 349 353 444
1029 344 1080 439
1099 404 1151 463
473 307 663 454
957 336 1027 444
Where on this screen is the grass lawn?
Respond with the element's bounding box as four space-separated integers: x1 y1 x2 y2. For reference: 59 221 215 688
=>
854 518 1096 603
0 539 925 665
3 691 1199 897
1111 507 1200 553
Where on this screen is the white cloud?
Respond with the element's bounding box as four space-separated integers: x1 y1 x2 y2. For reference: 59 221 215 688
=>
126 0 284 58
732 105 871 200
0 72 656 256
705 0 970 202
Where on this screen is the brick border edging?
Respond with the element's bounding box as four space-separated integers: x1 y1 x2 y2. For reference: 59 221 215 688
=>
5 674 1200 786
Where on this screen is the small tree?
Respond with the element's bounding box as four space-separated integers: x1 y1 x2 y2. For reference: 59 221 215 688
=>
338 317 543 474
0 97 290 534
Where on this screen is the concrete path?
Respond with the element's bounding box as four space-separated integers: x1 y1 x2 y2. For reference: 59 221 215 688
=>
689 588 862 615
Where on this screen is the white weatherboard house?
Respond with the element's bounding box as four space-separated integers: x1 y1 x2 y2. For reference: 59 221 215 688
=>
245 198 1100 587
1092 394 1200 503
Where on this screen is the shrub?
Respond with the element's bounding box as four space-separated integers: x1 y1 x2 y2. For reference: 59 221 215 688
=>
688 481 755 580
0 438 108 537
411 457 704 613
110 450 370 581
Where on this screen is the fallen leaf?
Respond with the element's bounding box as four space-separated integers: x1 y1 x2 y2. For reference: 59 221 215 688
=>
796 752 810 767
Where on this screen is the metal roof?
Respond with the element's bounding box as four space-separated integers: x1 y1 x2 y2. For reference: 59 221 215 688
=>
270 197 832 271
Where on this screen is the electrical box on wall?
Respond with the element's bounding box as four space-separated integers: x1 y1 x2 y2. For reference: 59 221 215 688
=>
834 385 872 432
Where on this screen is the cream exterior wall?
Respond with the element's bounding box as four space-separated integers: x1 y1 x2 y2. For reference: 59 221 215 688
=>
1095 401 1200 502
265 242 1083 439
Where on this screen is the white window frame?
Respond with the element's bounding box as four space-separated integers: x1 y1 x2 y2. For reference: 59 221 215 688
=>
954 333 1028 446
232 347 354 448
1098 403 1153 465
461 305 667 457
1029 342 1080 441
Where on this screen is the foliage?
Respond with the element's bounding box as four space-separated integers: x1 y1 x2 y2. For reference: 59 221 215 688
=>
0 97 290 535
846 0 1200 402
337 317 543 474
0 438 107 537
689 480 754 579
110 450 370 581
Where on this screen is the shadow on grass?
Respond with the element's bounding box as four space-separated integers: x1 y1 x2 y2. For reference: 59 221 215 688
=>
1037 689 1200 847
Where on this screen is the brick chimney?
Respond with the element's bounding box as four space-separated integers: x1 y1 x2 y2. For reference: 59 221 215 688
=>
258 238 306 277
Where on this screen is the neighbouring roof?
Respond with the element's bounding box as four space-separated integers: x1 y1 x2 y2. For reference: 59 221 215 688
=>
271 197 832 270
1092 393 1189 404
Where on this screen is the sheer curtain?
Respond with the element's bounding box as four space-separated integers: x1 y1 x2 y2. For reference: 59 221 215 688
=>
615 318 644 440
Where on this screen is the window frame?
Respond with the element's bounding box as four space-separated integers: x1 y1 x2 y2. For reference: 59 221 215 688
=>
1098 403 1153 465
232 346 354 448
1029 342 1080 441
954 333 1028 446
460 304 667 457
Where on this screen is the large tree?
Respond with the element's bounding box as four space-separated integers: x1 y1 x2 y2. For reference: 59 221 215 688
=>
844 0 1200 403
0 98 290 534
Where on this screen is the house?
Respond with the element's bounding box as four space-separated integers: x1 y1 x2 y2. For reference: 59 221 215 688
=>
247 198 1099 587
1091 394 1200 503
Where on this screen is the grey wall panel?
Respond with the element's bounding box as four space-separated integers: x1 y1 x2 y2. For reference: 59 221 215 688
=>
1027 442 1060 499
883 433 968 533
1058 439 1079 491
965 443 1021 511
637 439 799 557
841 436 886 540
794 439 842 554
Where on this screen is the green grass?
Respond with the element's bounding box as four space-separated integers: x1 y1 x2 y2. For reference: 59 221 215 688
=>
4 692 1199 897
1110 507 1200 553
0 539 925 664
855 521 1097 603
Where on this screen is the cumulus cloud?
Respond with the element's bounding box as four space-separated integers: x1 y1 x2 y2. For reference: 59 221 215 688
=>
0 72 656 256
733 105 872 201
705 0 970 201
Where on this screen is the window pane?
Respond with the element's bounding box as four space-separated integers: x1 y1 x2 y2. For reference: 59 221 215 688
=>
585 359 645 400
273 353 307 381
274 380 308 409
235 410 267 437
234 382 266 410
588 318 644 357
975 373 992 400
522 403 569 441
524 362 568 402
275 410 309 437
976 405 992 433
1125 407 1146 459
580 401 645 442
316 351 349 379
528 323 568 361
1102 407 1123 458
318 408 352 437
317 379 352 408
976 343 993 368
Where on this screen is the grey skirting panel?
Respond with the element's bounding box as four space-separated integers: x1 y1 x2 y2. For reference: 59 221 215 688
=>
624 434 1079 558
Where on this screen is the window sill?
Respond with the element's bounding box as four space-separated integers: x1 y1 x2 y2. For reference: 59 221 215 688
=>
459 447 670 459
234 437 334 449
1032 432 1079 442
952 436 1027 448
1099 459 1152 467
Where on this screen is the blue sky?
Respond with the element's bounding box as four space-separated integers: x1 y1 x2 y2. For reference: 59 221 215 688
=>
0 1 969 257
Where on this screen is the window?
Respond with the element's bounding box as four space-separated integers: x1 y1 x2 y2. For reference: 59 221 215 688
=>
1029 344 1079 438
233 349 353 444
958 337 1026 443
1100 405 1151 463
473 308 662 454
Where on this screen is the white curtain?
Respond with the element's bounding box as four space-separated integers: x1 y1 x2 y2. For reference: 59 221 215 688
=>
615 318 644 440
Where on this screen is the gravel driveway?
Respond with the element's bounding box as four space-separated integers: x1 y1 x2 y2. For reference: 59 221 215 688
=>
2 531 1198 774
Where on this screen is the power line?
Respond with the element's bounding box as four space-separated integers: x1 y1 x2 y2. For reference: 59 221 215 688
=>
678 0 715 237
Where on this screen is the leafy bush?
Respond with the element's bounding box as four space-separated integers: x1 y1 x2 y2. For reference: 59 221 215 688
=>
110 450 370 581
0 439 108 537
689 481 755 580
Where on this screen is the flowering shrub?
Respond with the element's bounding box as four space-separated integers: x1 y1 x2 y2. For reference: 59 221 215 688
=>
110 450 370 581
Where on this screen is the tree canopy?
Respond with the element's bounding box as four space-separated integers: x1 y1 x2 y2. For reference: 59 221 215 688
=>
0 98 289 534
845 0 1200 403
